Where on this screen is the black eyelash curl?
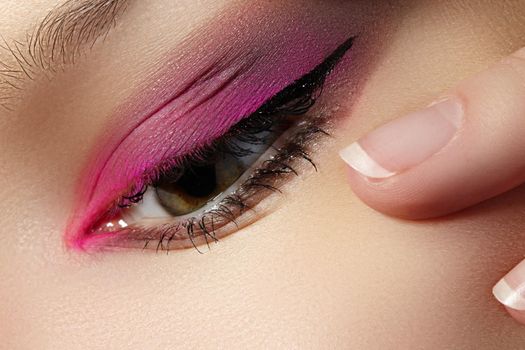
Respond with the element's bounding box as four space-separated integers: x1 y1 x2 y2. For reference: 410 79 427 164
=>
110 37 355 252
125 117 330 254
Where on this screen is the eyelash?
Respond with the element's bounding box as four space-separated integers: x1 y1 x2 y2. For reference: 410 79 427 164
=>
114 87 329 253
87 36 354 252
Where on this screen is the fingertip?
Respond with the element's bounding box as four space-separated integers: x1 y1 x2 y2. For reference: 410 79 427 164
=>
339 142 395 179
338 97 466 219
344 167 432 220
505 307 525 325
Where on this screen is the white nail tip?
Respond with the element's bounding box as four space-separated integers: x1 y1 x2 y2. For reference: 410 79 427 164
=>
339 143 395 179
493 279 525 311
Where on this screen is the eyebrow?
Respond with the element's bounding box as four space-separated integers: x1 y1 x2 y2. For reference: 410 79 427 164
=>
0 0 130 109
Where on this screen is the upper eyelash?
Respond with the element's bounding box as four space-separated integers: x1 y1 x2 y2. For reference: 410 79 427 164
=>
118 35 355 207
116 80 323 211
115 111 306 210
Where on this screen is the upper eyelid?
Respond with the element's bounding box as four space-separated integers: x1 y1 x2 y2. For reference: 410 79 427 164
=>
80 48 332 217
0 0 130 110
120 52 339 205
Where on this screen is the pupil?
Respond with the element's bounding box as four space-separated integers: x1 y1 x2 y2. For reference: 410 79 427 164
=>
176 164 217 198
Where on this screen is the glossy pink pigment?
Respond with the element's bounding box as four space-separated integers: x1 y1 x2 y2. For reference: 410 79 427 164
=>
69 5 356 249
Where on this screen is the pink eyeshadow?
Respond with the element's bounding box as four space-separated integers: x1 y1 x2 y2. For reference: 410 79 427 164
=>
68 3 357 249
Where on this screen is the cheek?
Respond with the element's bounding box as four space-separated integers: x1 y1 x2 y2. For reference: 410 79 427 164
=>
270 144 525 346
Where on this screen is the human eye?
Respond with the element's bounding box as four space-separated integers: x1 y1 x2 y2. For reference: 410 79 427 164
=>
70 36 355 252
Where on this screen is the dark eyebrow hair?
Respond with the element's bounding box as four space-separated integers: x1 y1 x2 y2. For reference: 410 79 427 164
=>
0 0 130 109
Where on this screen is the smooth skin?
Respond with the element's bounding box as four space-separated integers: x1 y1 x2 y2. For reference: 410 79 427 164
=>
1 1 525 349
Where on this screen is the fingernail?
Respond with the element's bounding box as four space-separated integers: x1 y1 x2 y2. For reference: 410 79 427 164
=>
493 260 525 311
339 97 463 179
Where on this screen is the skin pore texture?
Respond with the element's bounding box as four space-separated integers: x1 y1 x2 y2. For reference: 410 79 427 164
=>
1 0 525 349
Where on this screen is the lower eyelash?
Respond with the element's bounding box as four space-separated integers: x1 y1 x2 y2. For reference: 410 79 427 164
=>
102 116 330 253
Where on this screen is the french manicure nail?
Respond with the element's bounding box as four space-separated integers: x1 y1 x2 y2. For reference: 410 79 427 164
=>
339 97 463 179
493 260 525 311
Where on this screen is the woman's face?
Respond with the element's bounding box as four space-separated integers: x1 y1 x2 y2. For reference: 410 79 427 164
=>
2 1 525 348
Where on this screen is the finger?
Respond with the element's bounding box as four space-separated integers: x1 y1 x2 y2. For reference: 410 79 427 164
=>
339 47 525 219
493 259 525 325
